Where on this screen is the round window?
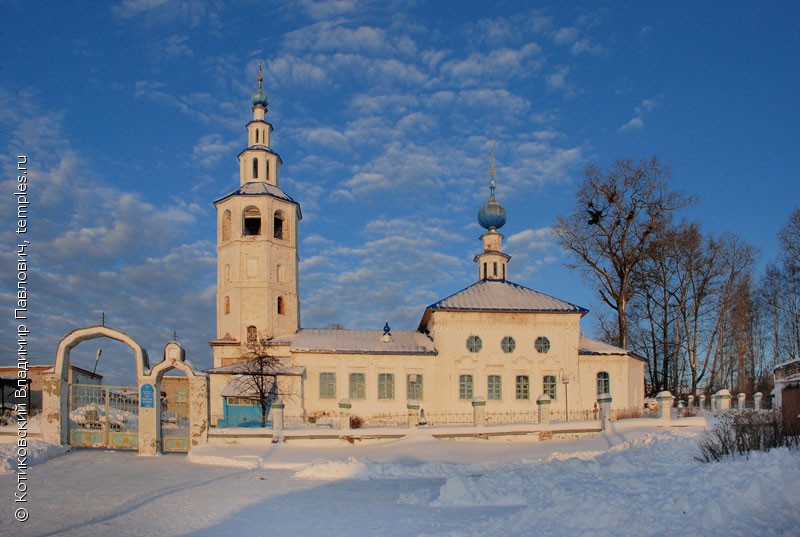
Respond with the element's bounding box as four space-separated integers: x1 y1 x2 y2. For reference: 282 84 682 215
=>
501 336 515 353
466 335 482 353
535 336 550 353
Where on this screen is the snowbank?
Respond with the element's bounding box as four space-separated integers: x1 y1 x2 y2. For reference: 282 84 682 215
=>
0 440 68 474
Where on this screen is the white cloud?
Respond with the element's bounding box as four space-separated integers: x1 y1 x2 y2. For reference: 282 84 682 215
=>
554 26 579 45
192 134 238 168
440 43 544 86
619 98 657 132
291 0 359 21
546 65 571 90
507 227 554 251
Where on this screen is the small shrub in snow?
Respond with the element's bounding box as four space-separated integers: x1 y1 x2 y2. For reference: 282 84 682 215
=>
697 410 799 462
349 415 364 429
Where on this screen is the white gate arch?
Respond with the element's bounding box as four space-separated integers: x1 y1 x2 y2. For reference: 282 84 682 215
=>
43 325 208 455
43 325 150 448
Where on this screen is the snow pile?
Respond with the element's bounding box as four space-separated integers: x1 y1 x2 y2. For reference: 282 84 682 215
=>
293 456 506 481
69 403 138 430
0 440 68 474
432 430 800 536
287 428 800 535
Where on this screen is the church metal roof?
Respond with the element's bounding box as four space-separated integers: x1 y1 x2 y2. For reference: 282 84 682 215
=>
214 182 302 216
425 279 587 315
578 335 639 358
269 328 437 355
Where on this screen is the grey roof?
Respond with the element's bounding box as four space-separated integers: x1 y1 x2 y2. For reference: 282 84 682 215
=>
579 335 646 362
215 182 302 216
270 328 436 355
423 280 587 318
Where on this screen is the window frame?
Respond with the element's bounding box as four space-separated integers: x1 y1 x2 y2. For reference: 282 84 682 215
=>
459 374 474 400
407 373 423 401
349 372 366 400
597 371 610 395
466 335 482 353
535 336 551 354
501 336 516 353
378 373 395 400
515 375 530 400
319 372 336 400
487 374 502 401
543 375 557 400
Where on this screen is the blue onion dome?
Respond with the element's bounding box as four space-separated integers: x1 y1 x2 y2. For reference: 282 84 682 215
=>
478 196 507 230
478 177 506 230
251 73 268 107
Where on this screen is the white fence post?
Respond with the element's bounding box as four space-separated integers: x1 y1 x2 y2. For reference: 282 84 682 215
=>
656 391 673 420
754 392 763 410
716 389 732 411
407 400 419 428
536 394 551 425
272 400 284 431
737 393 746 410
472 397 486 427
338 399 351 430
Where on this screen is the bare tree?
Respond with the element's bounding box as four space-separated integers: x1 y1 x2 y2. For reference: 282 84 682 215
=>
553 156 692 348
779 207 800 271
227 336 285 427
778 207 800 357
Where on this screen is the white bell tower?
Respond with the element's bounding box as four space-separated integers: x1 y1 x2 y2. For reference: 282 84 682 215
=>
210 66 302 367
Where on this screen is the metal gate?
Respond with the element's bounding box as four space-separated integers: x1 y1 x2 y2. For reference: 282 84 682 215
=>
160 381 190 452
68 384 139 449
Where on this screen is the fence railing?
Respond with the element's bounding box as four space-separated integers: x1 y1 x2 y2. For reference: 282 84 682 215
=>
422 412 473 426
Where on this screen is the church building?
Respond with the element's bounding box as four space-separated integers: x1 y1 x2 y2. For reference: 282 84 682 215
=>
206 74 645 427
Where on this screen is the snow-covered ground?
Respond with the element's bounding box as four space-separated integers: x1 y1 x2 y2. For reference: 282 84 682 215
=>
1 418 798 536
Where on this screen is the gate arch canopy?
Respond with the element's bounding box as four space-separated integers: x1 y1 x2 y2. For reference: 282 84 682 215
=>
54 325 150 382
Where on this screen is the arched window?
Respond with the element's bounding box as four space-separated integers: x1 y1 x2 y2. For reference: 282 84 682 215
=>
255 130 259 144
273 210 285 239
224 296 230 315
247 325 257 344
222 210 231 241
252 158 258 179
243 206 261 236
597 372 610 395
277 296 285 315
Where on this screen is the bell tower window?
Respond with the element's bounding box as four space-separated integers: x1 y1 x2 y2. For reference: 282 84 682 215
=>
247 325 257 344
277 296 285 315
255 130 259 144
273 211 285 240
252 158 258 179
222 210 231 241
243 207 261 236
224 296 230 314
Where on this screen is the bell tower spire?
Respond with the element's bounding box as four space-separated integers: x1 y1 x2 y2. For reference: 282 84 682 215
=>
474 145 510 281
238 63 282 186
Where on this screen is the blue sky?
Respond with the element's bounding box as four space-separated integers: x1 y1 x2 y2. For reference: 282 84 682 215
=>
2 1 799 384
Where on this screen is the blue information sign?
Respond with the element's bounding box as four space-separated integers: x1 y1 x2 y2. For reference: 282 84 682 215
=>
140 383 155 408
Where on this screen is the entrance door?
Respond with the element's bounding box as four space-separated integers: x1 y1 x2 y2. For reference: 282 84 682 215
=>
68 384 139 449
